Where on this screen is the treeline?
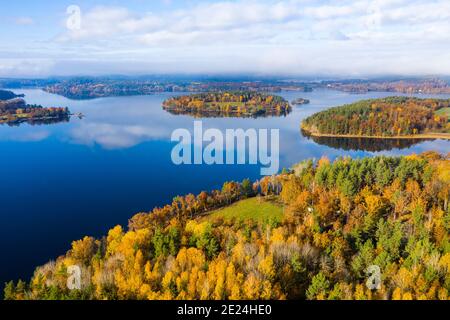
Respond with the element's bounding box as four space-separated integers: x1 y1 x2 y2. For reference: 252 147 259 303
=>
127 178 277 232
322 78 450 94
42 79 310 100
302 97 450 137
4 152 450 300
163 92 291 117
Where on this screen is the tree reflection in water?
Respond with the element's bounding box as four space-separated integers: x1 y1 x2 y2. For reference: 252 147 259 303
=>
301 129 432 152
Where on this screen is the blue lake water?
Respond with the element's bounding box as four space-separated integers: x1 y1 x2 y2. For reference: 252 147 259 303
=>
0 88 449 290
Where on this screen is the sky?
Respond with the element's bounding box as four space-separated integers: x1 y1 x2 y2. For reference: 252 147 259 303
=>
0 0 449 77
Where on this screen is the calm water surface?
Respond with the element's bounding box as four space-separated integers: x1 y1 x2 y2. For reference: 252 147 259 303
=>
1 88 449 289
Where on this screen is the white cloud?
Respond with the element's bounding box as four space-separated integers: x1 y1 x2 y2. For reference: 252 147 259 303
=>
70 122 172 149
60 1 303 42
1 0 450 76
0 58 56 77
58 0 450 45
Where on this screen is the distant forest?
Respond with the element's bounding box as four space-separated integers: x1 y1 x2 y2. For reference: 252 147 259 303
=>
2 77 450 100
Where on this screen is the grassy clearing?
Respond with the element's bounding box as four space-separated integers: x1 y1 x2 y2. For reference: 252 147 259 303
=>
204 197 284 224
436 107 450 119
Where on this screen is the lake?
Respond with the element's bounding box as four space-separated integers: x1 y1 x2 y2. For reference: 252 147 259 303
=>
1 88 449 290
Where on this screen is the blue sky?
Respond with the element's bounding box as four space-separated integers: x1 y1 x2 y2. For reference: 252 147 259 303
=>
1 0 449 77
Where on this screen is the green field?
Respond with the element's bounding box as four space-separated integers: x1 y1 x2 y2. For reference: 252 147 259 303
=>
436 107 450 119
205 197 284 223
212 101 245 107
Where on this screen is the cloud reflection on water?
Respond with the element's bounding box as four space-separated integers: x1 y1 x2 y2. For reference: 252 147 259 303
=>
3 89 449 167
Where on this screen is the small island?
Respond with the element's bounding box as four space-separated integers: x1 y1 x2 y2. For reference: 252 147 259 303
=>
301 96 450 139
0 89 70 125
162 91 291 117
291 97 310 105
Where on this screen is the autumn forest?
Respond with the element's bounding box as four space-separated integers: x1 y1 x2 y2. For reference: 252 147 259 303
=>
0 90 70 125
5 152 449 300
162 92 291 117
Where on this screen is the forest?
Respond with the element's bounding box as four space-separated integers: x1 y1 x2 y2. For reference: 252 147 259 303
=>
40 79 311 100
0 97 70 125
301 97 450 138
162 92 291 117
322 78 450 94
4 152 449 300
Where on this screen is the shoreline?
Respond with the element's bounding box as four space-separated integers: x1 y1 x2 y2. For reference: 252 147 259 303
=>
301 128 450 140
0 114 70 125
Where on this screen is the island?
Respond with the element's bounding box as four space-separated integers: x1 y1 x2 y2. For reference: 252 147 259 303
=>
301 96 450 139
291 97 310 105
0 89 70 125
162 92 291 117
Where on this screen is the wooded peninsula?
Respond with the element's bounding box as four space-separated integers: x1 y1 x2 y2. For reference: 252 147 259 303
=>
0 90 70 125
4 152 449 300
162 92 291 117
301 97 450 139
